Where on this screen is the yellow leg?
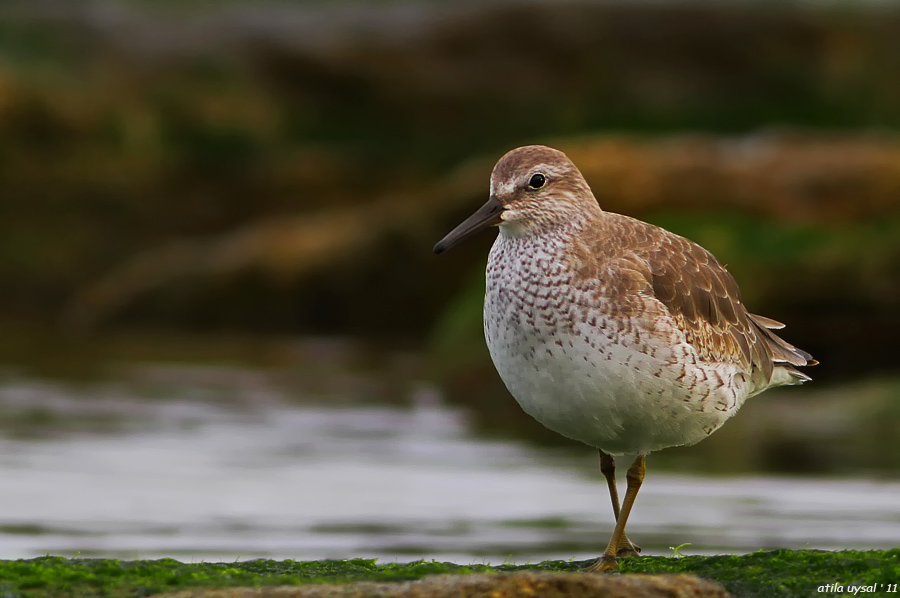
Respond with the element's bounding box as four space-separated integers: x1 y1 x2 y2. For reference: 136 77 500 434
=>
598 450 641 558
586 454 646 573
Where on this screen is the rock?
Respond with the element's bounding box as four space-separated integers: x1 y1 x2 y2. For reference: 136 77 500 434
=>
160 571 731 598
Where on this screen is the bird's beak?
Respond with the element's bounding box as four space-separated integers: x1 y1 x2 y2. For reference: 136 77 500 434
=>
433 196 504 254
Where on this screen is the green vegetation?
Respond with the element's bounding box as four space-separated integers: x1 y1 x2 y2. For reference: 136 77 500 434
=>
0 1 899 339
0 550 896 598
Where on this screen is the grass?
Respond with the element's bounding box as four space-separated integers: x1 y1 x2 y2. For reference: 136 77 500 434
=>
0 550 897 598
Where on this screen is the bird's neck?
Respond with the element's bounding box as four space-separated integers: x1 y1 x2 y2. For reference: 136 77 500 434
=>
497 203 603 253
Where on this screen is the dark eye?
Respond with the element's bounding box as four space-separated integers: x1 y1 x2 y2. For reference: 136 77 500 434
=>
528 173 546 189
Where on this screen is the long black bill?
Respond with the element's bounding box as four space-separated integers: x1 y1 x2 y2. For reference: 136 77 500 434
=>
433 196 504 254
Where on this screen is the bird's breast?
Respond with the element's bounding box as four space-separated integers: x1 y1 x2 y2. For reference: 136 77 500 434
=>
482 236 741 454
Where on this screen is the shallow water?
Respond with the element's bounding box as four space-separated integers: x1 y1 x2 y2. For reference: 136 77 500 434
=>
0 366 897 564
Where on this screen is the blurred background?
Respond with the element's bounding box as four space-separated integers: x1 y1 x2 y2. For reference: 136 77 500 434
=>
0 0 899 564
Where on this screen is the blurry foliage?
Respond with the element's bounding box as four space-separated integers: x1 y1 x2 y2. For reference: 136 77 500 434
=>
0 1 898 373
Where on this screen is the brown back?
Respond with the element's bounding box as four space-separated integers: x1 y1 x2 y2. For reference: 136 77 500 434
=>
577 213 814 382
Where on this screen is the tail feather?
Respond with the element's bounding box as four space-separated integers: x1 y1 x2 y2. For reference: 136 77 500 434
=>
747 313 785 330
748 312 817 386
749 312 816 366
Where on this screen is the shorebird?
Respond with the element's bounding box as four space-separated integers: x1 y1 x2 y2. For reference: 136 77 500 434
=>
433 145 815 572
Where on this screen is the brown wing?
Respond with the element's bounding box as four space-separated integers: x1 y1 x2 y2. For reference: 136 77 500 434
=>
597 214 814 381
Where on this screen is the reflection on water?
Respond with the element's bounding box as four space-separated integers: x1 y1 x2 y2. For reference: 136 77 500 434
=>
0 366 897 564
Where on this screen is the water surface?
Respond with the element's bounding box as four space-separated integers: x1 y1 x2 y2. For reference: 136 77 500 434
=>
0 366 897 564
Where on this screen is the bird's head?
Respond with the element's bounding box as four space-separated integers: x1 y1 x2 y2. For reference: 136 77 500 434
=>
434 145 597 254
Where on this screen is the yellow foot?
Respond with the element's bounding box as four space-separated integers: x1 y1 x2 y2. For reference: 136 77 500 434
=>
616 542 641 559
585 555 619 573
617 538 641 558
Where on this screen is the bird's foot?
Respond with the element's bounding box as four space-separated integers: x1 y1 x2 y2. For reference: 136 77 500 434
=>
617 537 641 558
585 555 619 573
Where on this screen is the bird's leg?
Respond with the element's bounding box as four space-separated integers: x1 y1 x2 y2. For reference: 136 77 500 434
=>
586 454 646 573
597 450 641 558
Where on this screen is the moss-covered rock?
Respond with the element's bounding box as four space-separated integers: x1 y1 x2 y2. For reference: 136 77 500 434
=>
1 550 897 598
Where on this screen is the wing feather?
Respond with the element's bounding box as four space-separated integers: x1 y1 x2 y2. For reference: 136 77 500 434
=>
594 214 814 383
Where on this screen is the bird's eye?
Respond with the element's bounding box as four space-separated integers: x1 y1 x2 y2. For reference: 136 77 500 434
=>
528 173 546 189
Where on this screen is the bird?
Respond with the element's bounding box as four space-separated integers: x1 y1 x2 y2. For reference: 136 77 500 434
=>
433 144 815 572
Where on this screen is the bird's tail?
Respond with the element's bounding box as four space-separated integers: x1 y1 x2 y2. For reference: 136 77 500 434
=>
748 313 817 384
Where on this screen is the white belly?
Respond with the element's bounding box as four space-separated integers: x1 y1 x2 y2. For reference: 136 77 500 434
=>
486 314 742 454
483 243 749 455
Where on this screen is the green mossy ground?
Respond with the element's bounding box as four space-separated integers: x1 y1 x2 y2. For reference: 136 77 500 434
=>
0 550 896 598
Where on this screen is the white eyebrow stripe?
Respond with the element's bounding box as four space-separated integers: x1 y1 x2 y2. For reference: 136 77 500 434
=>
490 161 570 196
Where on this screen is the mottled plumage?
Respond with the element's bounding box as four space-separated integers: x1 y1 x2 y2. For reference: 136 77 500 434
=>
434 144 814 572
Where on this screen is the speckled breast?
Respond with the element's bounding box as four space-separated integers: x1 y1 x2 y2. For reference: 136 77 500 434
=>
482 234 740 455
